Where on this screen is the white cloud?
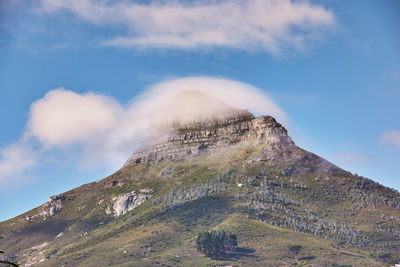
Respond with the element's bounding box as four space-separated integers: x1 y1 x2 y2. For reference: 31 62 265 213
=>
0 141 38 188
139 77 289 126
28 88 122 146
0 76 289 188
37 0 335 53
381 130 400 148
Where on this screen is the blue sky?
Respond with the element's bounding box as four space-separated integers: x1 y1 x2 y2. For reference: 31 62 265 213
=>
0 0 399 221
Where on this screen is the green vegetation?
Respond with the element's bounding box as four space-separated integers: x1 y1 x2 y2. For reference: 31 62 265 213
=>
196 230 237 258
0 144 399 266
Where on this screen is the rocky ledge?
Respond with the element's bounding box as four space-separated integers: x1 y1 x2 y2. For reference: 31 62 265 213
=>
124 111 294 166
106 189 154 217
25 195 66 221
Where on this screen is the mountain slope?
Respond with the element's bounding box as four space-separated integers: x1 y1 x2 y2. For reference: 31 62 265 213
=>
1 112 399 267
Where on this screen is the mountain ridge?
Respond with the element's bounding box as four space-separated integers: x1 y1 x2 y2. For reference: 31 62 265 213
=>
1 112 399 266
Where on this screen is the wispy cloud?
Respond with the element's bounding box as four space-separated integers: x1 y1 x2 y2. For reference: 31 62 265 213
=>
35 0 335 53
0 77 289 188
381 130 400 148
0 141 38 188
331 152 372 167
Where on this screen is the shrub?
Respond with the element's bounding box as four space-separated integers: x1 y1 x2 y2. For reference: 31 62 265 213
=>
289 245 302 262
196 230 237 258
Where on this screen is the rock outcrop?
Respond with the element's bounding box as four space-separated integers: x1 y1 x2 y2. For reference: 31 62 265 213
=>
124 111 294 166
106 190 153 217
26 195 66 221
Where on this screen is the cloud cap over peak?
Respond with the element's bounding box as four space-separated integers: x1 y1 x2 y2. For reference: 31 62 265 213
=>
0 76 288 188
142 77 289 127
37 0 335 53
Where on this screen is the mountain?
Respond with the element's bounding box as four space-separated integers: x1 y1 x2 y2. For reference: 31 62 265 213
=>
1 110 400 267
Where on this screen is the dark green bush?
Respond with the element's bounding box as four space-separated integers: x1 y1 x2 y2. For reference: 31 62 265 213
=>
196 230 237 258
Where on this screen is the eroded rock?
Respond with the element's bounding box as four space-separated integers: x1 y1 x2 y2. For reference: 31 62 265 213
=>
124 112 294 166
25 195 66 221
106 190 153 217
23 242 48 266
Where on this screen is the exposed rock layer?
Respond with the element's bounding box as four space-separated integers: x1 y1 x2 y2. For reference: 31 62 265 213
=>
125 112 294 166
106 190 153 217
25 195 66 221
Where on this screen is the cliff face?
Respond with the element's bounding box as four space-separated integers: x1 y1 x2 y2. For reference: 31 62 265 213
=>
124 111 294 166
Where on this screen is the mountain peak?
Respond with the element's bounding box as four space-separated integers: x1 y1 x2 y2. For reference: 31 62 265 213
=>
124 112 293 166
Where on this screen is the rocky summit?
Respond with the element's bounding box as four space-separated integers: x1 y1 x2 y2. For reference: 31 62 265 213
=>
1 111 400 267
125 110 293 166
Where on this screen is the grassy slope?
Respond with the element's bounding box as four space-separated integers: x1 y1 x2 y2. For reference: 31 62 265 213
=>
0 145 399 266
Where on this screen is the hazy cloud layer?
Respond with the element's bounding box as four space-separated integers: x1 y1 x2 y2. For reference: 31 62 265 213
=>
331 152 372 168
37 0 335 53
0 142 38 188
381 130 400 148
136 77 289 126
0 77 288 188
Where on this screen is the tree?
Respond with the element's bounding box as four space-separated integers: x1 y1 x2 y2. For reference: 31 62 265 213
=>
196 230 238 258
225 232 238 251
289 245 302 262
